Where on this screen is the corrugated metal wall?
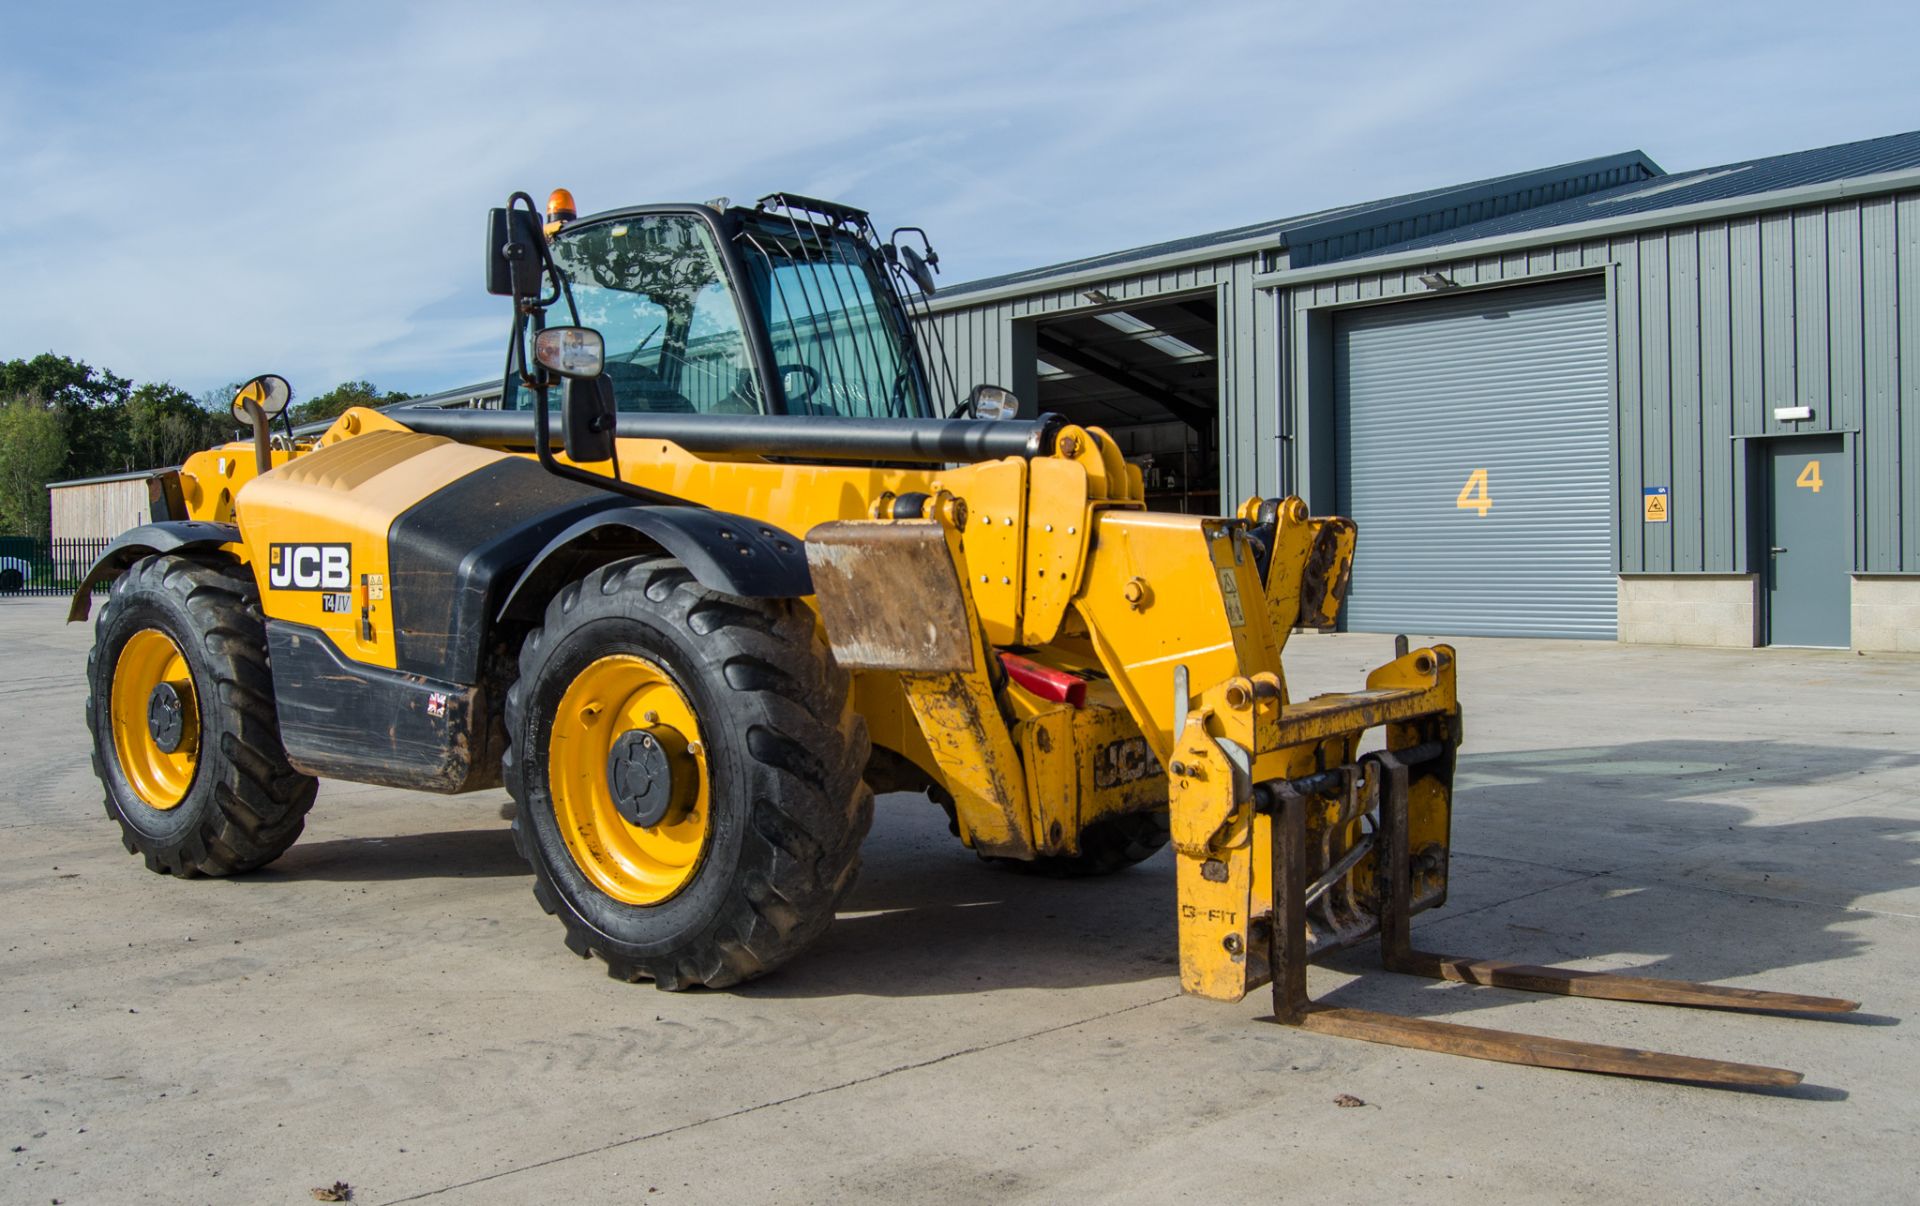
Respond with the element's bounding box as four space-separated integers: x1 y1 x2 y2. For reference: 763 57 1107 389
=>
925 187 1920 579
919 252 1282 505
1282 189 1920 574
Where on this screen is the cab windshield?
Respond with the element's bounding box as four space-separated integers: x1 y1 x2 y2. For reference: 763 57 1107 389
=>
734 215 929 418
541 210 930 418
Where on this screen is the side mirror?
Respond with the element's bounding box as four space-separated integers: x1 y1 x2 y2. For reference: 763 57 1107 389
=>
534 326 605 379
231 374 293 476
229 374 292 424
968 383 1019 421
899 244 937 295
885 227 940 295
562 375 617 463
486 206 548 299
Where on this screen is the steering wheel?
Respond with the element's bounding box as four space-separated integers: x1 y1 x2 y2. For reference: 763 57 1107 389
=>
777 363 821 410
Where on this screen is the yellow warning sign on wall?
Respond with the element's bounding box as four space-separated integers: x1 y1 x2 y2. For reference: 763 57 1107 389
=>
1643 486 1669 523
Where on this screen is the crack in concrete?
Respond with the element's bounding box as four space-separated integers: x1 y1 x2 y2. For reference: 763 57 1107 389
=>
1416 867 1618 930
1450 849 1613 875
376 990 1186 1204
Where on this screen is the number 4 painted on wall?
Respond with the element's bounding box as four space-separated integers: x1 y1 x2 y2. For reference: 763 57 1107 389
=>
1455 467 1492 516
1795 460 1823 493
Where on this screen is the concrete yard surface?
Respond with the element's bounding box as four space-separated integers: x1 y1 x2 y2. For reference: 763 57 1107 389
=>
3 594 1916 1204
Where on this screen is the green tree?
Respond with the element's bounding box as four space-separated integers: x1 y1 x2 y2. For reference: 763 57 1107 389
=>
0 359 412 535
291 380 412 426
0 353 132 479
0 352 130 410
127 383 240 468
0 399 70 537
196 383 244 416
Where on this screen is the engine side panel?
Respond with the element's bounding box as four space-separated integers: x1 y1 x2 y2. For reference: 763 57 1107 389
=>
234 429 501 671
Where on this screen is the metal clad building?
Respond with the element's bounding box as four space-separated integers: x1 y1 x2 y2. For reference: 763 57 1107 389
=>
922 130 1920 651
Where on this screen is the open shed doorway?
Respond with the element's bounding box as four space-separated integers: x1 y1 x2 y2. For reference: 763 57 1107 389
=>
1030 294 1220 514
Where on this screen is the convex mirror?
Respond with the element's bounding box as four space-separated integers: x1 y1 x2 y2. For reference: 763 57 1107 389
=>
230 374 292 424
968 383 1019 421
899 245 937 295
535 326 605 378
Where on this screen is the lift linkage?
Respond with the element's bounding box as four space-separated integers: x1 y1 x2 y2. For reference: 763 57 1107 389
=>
1261 744 1860 1089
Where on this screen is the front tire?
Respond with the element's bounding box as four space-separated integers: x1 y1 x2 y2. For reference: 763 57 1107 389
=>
503 556 872 989
86 555 317 876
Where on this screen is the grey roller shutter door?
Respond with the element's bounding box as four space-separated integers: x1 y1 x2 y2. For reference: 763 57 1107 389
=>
1335 277 1614 638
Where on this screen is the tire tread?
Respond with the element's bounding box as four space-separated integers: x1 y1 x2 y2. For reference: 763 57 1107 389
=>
503 555 871 989
86 555 317 877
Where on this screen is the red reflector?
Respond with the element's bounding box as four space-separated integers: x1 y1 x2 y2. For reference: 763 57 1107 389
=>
999 652 1086 708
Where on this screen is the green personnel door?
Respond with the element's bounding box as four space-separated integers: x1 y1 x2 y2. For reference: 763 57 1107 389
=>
1764 436 1850 648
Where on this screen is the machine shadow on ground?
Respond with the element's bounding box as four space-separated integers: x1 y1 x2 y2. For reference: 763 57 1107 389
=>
1299 736 1915 1057
248 827 530 882
740 790 1180 1000
755 738 1919 1007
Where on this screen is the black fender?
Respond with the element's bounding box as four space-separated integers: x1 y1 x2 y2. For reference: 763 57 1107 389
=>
67 521 240 623
498 506 812 623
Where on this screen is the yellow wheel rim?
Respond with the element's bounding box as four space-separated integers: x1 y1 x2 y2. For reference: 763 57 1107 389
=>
110 629 200 810
549 654 711 906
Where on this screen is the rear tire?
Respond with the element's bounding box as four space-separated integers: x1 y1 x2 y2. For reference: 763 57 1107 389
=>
86 555 317 876
993 812 1170 878
503 555 872 989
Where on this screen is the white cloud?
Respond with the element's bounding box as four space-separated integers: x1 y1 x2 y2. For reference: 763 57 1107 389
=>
1 0 1916 397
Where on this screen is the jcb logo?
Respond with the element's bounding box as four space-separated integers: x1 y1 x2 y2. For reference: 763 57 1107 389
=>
268 543 352 591
1094 737 1162 789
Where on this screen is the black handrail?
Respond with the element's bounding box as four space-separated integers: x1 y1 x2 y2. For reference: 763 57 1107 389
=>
393 408 1064 464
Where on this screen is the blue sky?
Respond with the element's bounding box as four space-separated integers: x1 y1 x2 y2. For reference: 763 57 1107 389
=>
3 0 1917 400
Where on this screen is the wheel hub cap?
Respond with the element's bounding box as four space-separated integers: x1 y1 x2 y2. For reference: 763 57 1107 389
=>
147 682 188 754
606 728 686 828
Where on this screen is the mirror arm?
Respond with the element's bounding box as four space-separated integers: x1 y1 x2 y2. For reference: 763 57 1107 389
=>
504 190 578 321
528 306 554 451
525 308 627 486
242 399 273 476
492 188 658 503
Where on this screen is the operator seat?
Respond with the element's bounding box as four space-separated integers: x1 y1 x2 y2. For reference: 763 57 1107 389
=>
602 360 694 413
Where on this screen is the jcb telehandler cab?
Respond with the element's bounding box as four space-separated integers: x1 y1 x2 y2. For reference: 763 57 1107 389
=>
74 189 1857 1088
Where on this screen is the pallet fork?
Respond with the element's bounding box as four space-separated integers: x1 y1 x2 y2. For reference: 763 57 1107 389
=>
1263 744 1860 1088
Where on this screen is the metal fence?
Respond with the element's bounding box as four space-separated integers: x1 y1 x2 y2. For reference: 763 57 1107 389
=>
0 537 111 598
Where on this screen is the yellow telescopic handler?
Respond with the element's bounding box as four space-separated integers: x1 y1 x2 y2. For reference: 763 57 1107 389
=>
73 189 1857 1088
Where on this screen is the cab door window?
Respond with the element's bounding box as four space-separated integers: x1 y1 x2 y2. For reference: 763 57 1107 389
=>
547 215 763 414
